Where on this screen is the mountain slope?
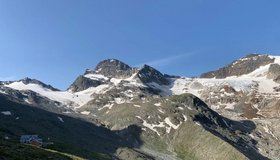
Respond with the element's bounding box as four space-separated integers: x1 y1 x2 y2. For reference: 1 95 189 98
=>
200 54 276 78
1 55 279 159
0 139 86 160
0 91 251 160
0 94 155 160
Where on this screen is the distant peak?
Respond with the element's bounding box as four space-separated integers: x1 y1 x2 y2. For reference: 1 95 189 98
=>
200 54 274 78
109 59 117 62
244 53 262 58
238 53 270 61
18 77 60 91
83 59 134 78
94 59 131 71
141 64 153 70
19 77 39 84
137 64 170 85
142 64 154 68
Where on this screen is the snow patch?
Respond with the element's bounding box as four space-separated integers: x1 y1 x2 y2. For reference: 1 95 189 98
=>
110 78 122 85
0 90 7 95
178 107 184 110
158 108 165 114
95 68 102 73
5 81 110 109
81 111 90 115
186 106 193 110
249 133 255 139
224 102 236 110
263 124 279 140
63 111 72 114
123 90 134 98
269 55 280 64
183 115 188 121
241 65 270 78
98 104 114 111
154 102 161 106
57 116 64 122
136 116 165 136
195 121 202 126
257 78 279 94
114 98 125 104
211 105 220 110
84 74 109 81
1 111 11 116
164 117 181 130
24 98 31 104
170 78 192 95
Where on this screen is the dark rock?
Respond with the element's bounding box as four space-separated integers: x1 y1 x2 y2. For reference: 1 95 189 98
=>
68 76 102 92
86 59 136 78
137 65 170 85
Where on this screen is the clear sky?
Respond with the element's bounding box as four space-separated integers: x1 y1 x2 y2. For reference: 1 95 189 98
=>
0 0 280 89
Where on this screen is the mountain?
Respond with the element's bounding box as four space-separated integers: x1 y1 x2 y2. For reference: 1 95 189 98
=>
200 54 276 79
68 59 170 93
1 54 280 159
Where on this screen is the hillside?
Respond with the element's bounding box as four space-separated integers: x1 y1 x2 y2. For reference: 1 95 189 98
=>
0 139 86 160
2 54 280 159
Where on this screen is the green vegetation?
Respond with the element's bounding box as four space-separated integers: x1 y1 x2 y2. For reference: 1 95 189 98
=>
172 122 247 160
0 139 84 160
0 139 112 160
46 142 111 160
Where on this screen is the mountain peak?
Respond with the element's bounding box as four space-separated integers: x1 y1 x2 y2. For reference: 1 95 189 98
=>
84 59 133 78
200 54 275 78
95 59 131 72
18 77 60 91
137 64 170 85
244 53 262 58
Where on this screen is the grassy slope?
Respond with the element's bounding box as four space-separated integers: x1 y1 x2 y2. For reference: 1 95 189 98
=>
0 138 111 160
0 95 121 160
93 94 248 160
0 139 84 160
172 122 247 160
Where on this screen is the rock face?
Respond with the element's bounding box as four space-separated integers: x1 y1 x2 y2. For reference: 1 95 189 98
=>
87 59 136 78
137 65 170 85
201 54 275 78
268 63 280 83
69 60 170 93
68 75 102 92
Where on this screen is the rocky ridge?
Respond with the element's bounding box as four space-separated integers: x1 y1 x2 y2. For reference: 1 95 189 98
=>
201 54 275 78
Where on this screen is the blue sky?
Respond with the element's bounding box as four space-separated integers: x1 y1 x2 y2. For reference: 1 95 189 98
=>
0 0 280 89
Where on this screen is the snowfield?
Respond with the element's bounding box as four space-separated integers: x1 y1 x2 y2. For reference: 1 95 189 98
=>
4 81 110 108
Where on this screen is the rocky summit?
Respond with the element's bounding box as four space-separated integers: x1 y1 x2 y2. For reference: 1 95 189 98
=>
1 54 280 160
200 54 275 78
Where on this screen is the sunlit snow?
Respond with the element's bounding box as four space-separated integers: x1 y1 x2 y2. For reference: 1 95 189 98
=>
1 111 11 116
